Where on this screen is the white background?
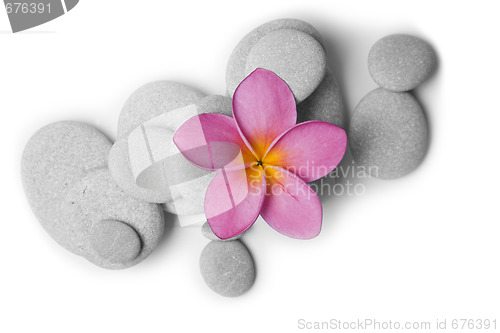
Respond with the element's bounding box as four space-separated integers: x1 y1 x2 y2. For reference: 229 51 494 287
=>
1 1 499 332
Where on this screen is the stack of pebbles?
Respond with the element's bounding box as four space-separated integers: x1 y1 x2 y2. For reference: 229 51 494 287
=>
350 34 436 178
198 18 347 297
21 18 345 296
21 23 435 298
21 122 165 269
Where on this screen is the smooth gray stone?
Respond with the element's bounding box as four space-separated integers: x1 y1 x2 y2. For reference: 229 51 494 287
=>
200 240 255 297
109 138 174 205
226 18 324 97
175 95 233 213
110 86 233 215
368 34 436 92
21 121 112 256
109 132 212 215
21 121 164 269
64 169 164 269
89 220 142 265
117 81 206 139
349 88 428 179
201 222 244 241
197 95 233 117
297 69 346 129
244 29 326 102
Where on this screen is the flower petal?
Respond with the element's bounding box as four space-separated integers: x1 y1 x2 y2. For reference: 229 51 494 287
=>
263 121 347 182
205 165 266 239
232 68 297 158
260 166 322 239
173 113 254 171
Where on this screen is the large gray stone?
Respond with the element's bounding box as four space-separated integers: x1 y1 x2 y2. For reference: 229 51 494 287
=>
64 169 164 269
297 69 346 129
349 88 428 179
21 121 112 255
109 84 233 215
368 34 436 92
200 240 255 297
244 29 326 102
21 121 164 269
226 18 324 97
117 81 206 139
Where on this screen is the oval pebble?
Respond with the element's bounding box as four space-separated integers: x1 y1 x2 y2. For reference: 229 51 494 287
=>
226 18 324 97
244 29 326 102
368 34 436 92
349 88 428 179
117 81 206 139
109 81 233 215
200 240 255 297
297 69 346 129
201 222 244 241
89 220 142 265
22 121 164 269
21 121 112 255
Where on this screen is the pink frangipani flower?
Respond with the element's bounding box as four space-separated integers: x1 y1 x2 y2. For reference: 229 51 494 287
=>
174 68 347 239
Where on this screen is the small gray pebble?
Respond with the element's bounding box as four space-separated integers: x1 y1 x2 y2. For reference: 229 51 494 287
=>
349 88 428 179
201 222 244 241
21 121 111 255
200 240 255 297
368 34 436 92
89 220 142 265
110 86 233 215
64 169 164 269
297 69 346 129
244 29 326 102
226 18 324 97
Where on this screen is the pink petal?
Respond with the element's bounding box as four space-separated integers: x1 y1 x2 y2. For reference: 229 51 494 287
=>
205 165 266 239
264 121 347 182
173 113 254 171
260 166 322 239
232 68 297 159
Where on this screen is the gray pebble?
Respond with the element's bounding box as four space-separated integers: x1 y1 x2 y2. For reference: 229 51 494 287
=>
64 169 164 269
21 121 164 269
244 29 326 102
89 220 142 265
226 18 324 97
21 121 112 255
297 69 346 129
197 95 233 117
109 84 233 215
201 222 244 241
200 240 255 297
117 81 206 139
169 95 232 213
349 88 428 179
368 34 436 92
